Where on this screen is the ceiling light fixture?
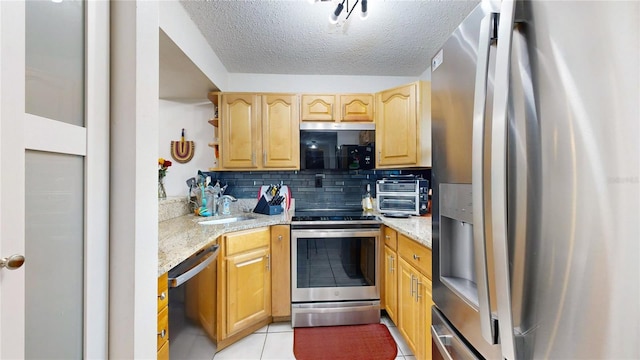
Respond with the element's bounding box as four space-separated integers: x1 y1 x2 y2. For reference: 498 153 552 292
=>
325 0 368 24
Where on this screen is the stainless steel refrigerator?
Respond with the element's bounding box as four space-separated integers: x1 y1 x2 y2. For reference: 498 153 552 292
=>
430 1 639 359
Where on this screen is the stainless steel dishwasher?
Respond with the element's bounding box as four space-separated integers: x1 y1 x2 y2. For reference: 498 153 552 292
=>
167 244 219 288
166 243 220 354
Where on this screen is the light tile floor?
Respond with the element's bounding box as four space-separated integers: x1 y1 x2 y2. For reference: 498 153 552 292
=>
169 307 415 360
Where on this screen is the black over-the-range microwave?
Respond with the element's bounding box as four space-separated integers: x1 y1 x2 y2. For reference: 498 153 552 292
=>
299 122 375 170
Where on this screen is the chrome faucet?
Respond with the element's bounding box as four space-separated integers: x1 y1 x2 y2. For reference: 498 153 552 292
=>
214 195 237 216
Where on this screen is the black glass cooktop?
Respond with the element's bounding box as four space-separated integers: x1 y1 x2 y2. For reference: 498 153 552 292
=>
292 208 378 222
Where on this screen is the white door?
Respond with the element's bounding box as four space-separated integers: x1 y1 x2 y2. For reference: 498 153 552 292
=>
0 1 109 358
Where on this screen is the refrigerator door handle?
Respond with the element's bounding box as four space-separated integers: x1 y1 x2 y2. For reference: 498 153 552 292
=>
491 0 517 359
471 11 498 346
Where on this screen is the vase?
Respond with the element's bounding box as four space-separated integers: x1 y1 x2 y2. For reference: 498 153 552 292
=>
158 178 167 199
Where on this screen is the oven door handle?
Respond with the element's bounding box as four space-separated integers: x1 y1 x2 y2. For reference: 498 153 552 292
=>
168 244 219 288
291 228 381 238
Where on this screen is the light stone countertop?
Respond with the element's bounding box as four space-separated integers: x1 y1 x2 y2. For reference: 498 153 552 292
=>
158 201 432 276
377 213 432 249
158 207 292 276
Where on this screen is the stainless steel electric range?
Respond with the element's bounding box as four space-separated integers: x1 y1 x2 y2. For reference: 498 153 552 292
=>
290 209 381 327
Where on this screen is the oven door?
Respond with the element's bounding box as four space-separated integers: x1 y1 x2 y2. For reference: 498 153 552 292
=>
291 228 380 303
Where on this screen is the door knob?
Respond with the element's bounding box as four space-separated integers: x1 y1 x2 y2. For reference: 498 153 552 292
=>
0 254 25 270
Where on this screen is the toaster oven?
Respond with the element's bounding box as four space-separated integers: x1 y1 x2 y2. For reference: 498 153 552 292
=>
376 177 429 216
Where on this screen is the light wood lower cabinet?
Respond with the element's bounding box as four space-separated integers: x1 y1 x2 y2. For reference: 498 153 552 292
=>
382 227 433 360
398 258 432 360
157 272 169 359
194 253 217 341
383 245 398 325
217 227 272 349
271 225 291 319
225 246 271 334
398 232 433 360
185 227 275 352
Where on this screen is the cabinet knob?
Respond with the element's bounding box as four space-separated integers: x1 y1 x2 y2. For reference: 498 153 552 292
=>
385 235 390 240
0 254 25 270
278 235 283 241
158 329 167 339
158 292 166 301
413 254 420 260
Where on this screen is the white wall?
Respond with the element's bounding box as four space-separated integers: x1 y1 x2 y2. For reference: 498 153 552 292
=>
159 99 217 197
159 0 228 90
419 66 432 81
226 73 417 93
110 1 158 358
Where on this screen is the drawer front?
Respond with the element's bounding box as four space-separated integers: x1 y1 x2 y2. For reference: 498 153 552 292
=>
225 227 270 256
398 233 432 279
157 272 168 311
157 306 169 350
383 226 397 251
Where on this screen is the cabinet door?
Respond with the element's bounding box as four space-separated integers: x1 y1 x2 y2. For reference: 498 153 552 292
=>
262 94 300 169
225 247 271 336
376 83 418 167
421 276 433 360
398 258 420 357
301 94 335 121
271 225 291 318
221 93 260 168
340 94 374 122
384 246 398 325
196 257 217 341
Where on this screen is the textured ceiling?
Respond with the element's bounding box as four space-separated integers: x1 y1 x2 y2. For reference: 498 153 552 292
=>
180 0 480 77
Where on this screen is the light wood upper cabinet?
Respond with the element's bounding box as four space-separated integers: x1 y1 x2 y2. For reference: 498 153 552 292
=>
301 94 335 121
375 81 431 168
340 94 374 122
221 93 261 169
301 93 374 122
262 94 300 169
218 93 299 170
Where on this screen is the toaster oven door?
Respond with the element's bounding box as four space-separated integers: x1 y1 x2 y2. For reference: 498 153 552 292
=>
377 194 419 215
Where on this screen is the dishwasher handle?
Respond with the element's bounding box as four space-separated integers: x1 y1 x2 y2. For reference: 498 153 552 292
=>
168 244 219 288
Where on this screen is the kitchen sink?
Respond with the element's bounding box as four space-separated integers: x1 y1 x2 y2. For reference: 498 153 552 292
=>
198 215 255 225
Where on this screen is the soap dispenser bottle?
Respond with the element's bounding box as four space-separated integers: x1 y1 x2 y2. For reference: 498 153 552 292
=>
362 184 373 212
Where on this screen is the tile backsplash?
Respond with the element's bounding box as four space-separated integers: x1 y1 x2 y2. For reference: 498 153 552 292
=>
204 169 431 209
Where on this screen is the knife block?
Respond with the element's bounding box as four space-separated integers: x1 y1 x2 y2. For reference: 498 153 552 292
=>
253 195 283 215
